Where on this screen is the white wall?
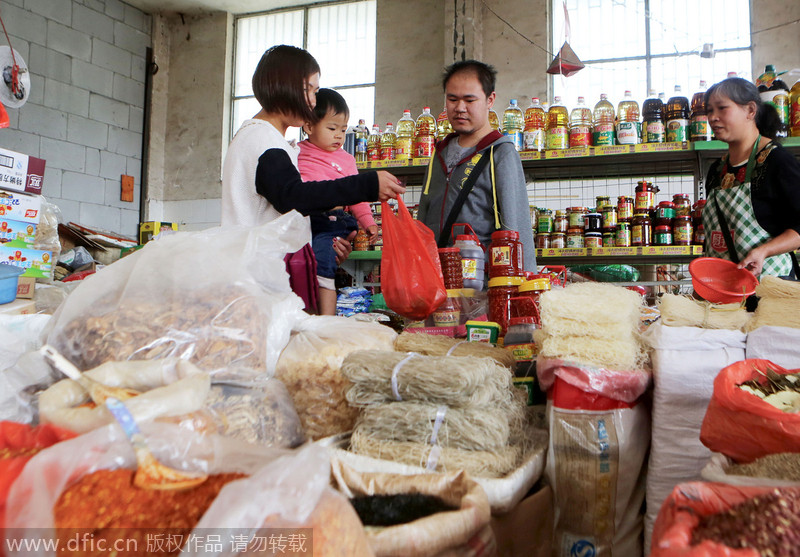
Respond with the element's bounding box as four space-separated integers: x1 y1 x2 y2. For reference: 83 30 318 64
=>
0 0 150 237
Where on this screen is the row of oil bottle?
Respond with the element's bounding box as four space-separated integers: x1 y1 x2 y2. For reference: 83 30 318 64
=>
354 67 800 161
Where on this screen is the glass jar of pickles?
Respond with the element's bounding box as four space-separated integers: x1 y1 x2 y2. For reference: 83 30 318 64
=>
537 209 553 234
567 207 588 229
673 193 692 217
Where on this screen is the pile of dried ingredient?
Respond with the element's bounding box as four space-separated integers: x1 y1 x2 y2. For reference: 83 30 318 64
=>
350 493 456 526
691 488 800 555
738 367 800 413
55 469 246 556
728 453 800 482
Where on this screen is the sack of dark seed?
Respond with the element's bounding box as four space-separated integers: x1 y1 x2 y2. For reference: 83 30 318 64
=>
651 482 799 557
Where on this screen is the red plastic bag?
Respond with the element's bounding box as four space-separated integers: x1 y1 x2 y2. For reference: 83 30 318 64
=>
380 198 446 320
0 422 75 540
700 358 800 463
651 481 771 557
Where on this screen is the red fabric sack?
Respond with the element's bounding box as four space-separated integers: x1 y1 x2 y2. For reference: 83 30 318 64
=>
380 197 446 320
651 481 774 557
0 422 75 535
700 358 800 463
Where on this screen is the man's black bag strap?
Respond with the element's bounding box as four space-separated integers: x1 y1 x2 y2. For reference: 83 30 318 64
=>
437 148 493 248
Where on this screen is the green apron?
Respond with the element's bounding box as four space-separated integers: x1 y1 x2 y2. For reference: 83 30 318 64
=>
703 136 793 277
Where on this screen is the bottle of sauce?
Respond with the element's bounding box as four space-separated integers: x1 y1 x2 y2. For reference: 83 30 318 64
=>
642 90 665 143
666 85 690 142
690 80 710 142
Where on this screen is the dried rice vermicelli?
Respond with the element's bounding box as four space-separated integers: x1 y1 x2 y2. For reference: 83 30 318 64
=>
394 332 516 370
747 276 800 331
354 401 516 451
350 429 523 478
534 330 648 371
341 350 513 408
659 294 750 330
756 275 800 299
538 282 643 339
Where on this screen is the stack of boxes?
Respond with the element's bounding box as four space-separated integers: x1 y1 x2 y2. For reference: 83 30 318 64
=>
0 147 54 310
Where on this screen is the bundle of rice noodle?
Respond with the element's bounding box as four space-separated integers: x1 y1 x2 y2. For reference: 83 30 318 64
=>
394 332 516 370
659 293 750 330
352 401 515 451
747 275 800 331
341 350 513 408
349 431 523 478
536 282 647 370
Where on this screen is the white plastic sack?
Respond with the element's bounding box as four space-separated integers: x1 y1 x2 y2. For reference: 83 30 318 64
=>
641 322 746 553
0 351 55 423
38 359 210 433
0 314 51 370
746 325 800 369
43 214 311 377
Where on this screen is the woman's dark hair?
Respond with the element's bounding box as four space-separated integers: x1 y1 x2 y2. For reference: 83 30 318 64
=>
442 60 497 98
252 45 320 122
705 77 782 140
312 88 349 122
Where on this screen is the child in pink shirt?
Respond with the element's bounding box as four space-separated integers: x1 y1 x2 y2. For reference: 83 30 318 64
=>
298 88 378 315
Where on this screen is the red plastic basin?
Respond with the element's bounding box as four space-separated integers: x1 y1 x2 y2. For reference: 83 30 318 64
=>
689 257 758 304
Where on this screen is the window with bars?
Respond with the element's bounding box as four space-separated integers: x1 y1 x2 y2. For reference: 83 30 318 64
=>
550 0 752 110
231 0 377 138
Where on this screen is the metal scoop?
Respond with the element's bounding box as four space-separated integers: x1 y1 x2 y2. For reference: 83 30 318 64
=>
40 345 141 404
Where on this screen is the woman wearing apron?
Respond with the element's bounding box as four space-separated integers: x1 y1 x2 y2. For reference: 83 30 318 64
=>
703 77 800 283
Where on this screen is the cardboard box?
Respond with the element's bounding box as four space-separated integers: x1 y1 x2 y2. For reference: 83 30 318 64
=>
139 221 177 244
0 246 53 278
15 275 35 299
490 485 553 557
0 217 37 247
0 148 46 195
0 297 36 314
0 189 42 223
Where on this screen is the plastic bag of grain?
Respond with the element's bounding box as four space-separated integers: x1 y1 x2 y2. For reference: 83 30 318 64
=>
642 322 746 553
275 316 397 440
542 359 650 557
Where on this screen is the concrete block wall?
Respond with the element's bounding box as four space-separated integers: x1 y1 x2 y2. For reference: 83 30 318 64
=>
0 0 150 238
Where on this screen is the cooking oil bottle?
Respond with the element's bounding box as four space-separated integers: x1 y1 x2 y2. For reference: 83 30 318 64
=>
616 90 640 144
503 99 524 151
367 124 381 161
592 93 616 146
437 106 453 138
690 81 710 142
523 97 545 151
546 96 569 150
642 90 665 143
413 107 437 157
665 85 690 143
380 123 396 160
569 96 592 148
489 108 500 131
395 110 415 160
355 119 369 162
